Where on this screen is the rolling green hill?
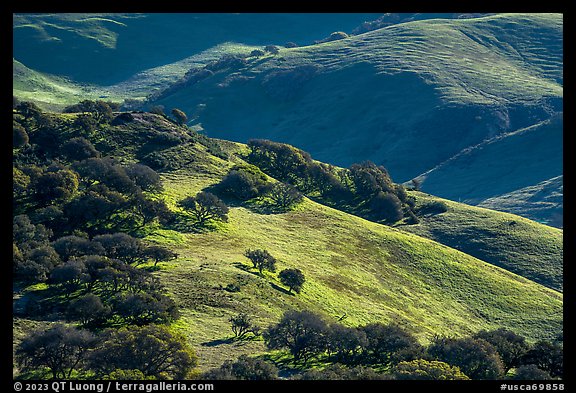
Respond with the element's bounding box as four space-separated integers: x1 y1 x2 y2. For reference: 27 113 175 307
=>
13 111 562 373
13 13 563 226
12 13 382 84
398 192 563 291
142 13 562 225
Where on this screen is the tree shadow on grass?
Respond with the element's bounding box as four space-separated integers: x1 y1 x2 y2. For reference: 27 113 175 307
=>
164 212 219 234
201 338 234 347
270 282 294 296
231 262 264 279
201 335 261 348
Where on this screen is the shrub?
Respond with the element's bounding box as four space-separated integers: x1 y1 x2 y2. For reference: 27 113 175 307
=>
218 166 270 200
202 355 278 380
264 45 280 54
418 200 449 215
171 108 188 126
370 192 403 222
250 49 265 57
394 359 470 380
316 31 349 44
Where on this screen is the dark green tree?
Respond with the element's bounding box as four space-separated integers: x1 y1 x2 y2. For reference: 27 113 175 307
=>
244 249 277 275
370 192 403 222
474 328 530 373
68 293 110 326
179 192 229 226
278 268 305 294
394 359 470 380
360 323 423 366
111 292 179 325
264 45 280 54
88 325 197 379
218 166 270 200
511 365 552 380
521 340 563 378
263 310 328 363
427 336 504 380
202 355 278 380
13 123 29 147
143 245 178 267
61 137 99 161
171 108 188 126
229 313 260 339
16 324 96 379
93 233 145 265
266 182 303 210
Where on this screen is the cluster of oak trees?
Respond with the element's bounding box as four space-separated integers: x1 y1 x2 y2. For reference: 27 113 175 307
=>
13 100 198 379
204 310 563 380
246 139 419 223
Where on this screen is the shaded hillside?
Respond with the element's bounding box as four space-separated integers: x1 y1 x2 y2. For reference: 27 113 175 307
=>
478 176 563 227
13 13 382 84
414 114 562 227
149 14 562 180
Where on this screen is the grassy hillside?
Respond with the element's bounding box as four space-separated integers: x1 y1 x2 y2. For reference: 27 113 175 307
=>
152 153 562 371
415 114 562 226
151 14 562 179
12 111 563 375
13 13 382 84
399 192 563 291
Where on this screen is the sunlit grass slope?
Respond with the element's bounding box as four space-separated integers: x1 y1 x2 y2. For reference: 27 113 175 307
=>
398 192 563 291
145 140 562 371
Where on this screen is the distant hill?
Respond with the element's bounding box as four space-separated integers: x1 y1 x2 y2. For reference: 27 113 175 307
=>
12 13 383 84
12 13 563 225
414 114 563 226
145 13 562 225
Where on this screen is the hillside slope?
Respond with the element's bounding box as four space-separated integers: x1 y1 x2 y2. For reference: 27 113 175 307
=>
152 143 563 370
143 14 562 226
12 13 382 84
150 13 562 177
12 110 563 373
414 114 563 226
399 192 563 291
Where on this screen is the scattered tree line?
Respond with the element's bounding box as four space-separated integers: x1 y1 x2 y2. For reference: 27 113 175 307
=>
16 324 197 380
204 310 563 380
216 164 303 212
246 139 419 223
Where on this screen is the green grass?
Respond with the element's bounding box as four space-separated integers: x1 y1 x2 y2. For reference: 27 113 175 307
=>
398 192 563 291
148 157 562 371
